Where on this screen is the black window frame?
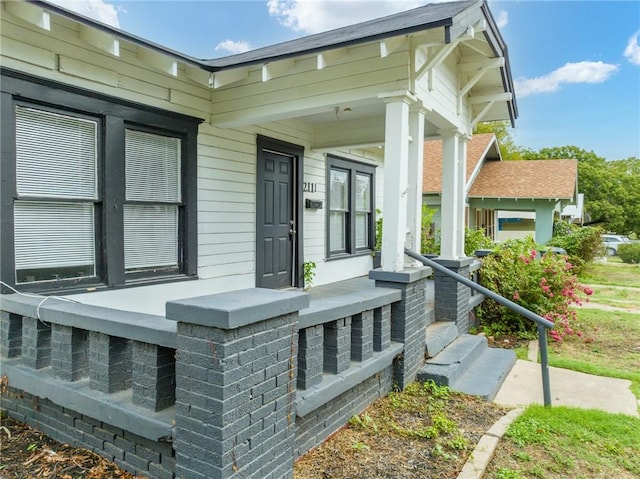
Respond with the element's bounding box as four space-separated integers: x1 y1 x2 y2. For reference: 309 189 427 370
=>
326 155 376 259
0 69 200 293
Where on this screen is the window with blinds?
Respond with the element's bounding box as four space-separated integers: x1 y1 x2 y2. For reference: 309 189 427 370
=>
124 129 181 272
326 156 375 258
14 106 97 283
2 73 198 291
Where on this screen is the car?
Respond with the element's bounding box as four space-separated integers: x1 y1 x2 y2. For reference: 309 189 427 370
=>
601 234 631 256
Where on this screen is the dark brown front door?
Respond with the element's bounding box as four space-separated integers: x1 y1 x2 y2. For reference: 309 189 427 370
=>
256 138 301 289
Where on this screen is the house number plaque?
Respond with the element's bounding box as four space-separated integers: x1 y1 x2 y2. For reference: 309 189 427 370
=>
303 182 317 193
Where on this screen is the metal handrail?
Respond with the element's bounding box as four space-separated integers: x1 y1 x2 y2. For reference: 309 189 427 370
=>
405 248 553 406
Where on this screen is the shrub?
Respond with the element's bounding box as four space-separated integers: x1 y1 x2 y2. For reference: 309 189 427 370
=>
421 205 439 254
479 236 592 340
618 242 640 263
548 222 603 265
465 228 493 256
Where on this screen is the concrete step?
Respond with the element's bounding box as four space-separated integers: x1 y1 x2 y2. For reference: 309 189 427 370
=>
417 334 487 386
452 347 516 400
425 322 458 358
425 304 435 327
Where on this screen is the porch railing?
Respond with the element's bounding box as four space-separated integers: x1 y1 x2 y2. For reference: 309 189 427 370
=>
405 248 554 406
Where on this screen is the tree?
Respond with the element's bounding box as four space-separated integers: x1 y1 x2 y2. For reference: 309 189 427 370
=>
523 146 639 235
474 121 523 161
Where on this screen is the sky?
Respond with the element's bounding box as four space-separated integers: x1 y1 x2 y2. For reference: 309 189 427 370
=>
47 0 640 161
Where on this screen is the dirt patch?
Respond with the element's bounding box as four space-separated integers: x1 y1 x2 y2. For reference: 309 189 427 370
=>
0 415 141 479
294 387 509 479
2 388 508 479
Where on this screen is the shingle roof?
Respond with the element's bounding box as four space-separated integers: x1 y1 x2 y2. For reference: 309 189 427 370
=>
34 0 477 70
422 133 498 193
468 159 577 199
203 0 478 68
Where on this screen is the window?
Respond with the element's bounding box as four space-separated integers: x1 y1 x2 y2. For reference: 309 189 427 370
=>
124 129 181 272
326 156 375 258
1 71 199 291
14 107 98 283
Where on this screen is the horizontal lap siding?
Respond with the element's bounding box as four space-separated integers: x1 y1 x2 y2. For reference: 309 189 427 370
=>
210 45 410 123
0 16 210 119
196 125 256 278
2 13 392 287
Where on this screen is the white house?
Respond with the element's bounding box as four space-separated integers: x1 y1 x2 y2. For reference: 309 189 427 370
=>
0 0 517 314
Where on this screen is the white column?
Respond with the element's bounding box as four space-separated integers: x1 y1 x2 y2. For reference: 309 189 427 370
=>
439 130 462 259
456 136 468 257
380 92 415 272
406 102 426 264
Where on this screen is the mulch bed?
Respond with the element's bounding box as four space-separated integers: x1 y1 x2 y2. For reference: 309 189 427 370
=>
0 415 141 479
2 391 508 479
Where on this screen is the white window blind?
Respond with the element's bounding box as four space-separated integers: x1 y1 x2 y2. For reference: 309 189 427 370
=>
124 204 178 270
14 201 95 271
15 106 97 199
124 129 181 271
125 129 181 202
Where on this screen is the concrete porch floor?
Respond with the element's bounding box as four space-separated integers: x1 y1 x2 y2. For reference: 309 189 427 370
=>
68 274 435 317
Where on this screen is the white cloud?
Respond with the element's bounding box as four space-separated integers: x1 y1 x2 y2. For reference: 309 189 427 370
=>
624 31 640 65
267 0 424 34
495 10 508 29
216 40 253 55
515 61 619 98
46 0 121 28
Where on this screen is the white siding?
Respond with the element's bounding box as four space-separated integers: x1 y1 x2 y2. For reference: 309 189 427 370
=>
2 11 392 289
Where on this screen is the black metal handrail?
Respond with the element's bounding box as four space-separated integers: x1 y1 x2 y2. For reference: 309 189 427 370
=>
405 248 554 406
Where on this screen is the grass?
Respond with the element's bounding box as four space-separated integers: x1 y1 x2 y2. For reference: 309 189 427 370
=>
585 284 640 309
485 405 640 479
579 261 640 286
485 257 640 478
548 308 640 398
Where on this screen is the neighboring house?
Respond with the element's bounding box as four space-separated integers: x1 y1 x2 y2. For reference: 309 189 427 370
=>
423 134 578 245
561 193 585 225
423 133 501 239
0 0 517 314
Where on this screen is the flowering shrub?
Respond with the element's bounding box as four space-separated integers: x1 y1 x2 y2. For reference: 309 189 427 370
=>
479 237 593 341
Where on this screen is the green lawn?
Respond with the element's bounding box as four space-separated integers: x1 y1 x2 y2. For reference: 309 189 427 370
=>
584 284 640 309
548 308 640 398
485 405 640 479
486 259 640 479
579 261 640 287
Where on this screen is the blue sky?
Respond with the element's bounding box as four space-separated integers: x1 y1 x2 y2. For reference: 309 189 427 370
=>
50 0 640 161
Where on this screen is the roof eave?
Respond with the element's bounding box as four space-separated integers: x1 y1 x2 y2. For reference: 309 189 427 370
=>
479 1 518 125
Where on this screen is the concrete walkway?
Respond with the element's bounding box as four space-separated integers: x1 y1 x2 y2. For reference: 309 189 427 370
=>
493 359 639 416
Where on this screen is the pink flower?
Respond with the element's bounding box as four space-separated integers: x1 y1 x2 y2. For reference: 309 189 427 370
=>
513 291 521 301
583 287 593 296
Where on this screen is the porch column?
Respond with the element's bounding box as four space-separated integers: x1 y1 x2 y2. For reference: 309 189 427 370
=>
406 102 427 264
457 136 468 254
534 203 555 244
380 91 416 271
440 130 466 258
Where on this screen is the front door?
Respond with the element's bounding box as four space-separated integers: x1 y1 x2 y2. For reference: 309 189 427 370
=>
256 138 301 289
